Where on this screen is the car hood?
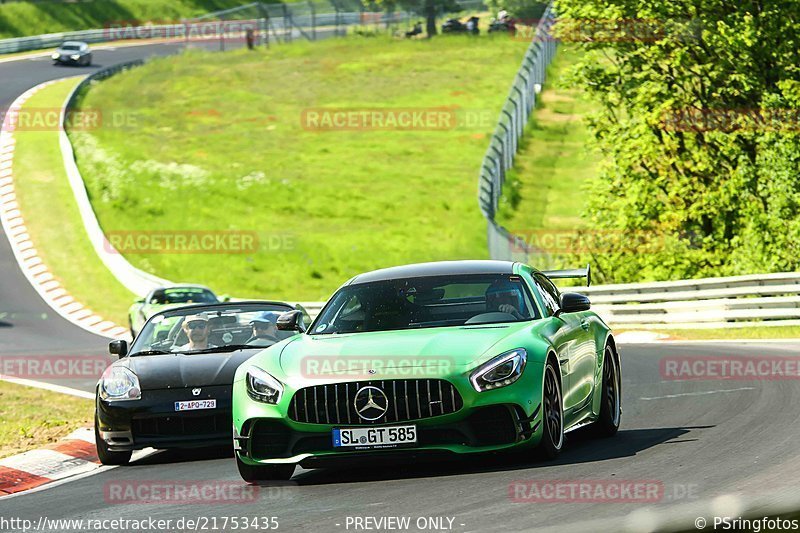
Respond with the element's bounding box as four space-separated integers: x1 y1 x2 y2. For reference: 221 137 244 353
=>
121 349 262 390
277 323 529 377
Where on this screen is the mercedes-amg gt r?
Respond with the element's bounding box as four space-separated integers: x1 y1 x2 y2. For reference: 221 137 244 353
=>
231 260 621 481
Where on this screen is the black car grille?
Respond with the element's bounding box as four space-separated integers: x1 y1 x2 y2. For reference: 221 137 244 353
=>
288 379 463 425
132 413 231 438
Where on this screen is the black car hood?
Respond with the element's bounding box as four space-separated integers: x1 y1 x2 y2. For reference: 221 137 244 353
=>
121 349 262 390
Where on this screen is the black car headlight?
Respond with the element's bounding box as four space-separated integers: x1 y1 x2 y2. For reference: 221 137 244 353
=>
99 366 141 401
470 348 527 392
246 366 283 404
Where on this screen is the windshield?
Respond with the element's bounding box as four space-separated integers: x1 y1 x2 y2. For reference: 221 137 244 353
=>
311 274 538 335
60 44 80 51
150 287 217 305
130 304 295 355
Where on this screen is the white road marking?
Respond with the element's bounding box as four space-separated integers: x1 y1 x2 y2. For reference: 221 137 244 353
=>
640 387 755 401
0 376 94 399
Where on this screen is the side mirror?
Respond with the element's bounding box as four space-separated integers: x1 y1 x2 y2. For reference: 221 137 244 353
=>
277 310 305 332
109 339 128 358
135 298 144 304
559 292 591 314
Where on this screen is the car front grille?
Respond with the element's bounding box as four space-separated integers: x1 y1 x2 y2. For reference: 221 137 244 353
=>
132 413 231 438
288 379 463 425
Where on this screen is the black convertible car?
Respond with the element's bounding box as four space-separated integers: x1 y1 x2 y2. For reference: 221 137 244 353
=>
95 301 309 465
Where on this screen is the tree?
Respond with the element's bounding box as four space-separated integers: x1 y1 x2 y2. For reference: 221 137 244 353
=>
553 0 800 282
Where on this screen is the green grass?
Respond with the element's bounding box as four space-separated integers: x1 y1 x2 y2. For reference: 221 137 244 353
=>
0 381 92 459
12 77 135 325
0 0 260 40
70 34 530 301
494 44 600 233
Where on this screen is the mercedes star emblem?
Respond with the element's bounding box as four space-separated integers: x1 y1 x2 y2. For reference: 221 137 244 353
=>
353 386 389 421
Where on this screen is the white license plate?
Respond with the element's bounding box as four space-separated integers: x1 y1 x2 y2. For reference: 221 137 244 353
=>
174 399 216 411
332 425 417 449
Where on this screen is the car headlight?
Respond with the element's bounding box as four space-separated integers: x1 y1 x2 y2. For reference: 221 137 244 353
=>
246 366 283 404
470 348 527 392
70 54 80 60
99 366 141 401
51 52 59 59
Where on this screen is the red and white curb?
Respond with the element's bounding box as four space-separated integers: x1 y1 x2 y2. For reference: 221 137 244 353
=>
0 80 128 340
0 428 99 495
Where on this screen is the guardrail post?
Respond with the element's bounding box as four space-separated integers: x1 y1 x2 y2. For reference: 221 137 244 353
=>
309 1 317 40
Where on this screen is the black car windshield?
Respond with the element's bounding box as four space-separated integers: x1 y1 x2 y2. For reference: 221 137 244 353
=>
151 288 218 305
60 44 80 51
311 274 539 335
130 304 296 355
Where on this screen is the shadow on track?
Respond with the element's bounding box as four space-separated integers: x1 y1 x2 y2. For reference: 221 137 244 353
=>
289 425 711 486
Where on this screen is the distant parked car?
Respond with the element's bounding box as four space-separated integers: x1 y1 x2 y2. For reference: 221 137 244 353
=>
128 285 224 338
51 41 92 66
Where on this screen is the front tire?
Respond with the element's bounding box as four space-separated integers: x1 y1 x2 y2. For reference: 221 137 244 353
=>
236 455 294 483
535 359 564 460
594 344 621 437
95 415 132 465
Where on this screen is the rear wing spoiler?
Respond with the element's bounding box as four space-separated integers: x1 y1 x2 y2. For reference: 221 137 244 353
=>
542 264 591 287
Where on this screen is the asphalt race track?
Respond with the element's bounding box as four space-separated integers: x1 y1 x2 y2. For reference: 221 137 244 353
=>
2 42 800 533
0 41 235 392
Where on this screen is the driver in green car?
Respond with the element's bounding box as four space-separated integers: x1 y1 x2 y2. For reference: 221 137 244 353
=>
485 280 529 320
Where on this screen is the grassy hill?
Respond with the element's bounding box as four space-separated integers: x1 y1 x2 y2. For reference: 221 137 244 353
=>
0 0 259 40
70 34 530 301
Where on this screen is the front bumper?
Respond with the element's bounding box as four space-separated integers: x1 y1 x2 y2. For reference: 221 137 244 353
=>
96 385 232 451
233 365 545 466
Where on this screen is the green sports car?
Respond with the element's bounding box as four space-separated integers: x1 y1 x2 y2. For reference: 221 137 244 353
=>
128 285 222 338
232 260 621 482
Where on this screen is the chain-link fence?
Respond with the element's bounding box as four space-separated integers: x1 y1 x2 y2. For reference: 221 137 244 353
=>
477 0 556 262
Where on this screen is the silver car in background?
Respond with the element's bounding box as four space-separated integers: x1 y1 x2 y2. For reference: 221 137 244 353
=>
52 41 92 66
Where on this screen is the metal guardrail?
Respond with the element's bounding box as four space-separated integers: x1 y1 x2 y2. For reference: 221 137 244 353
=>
298 273 800 328
476 1 556 263
0 0 487 54
585 272 800 329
